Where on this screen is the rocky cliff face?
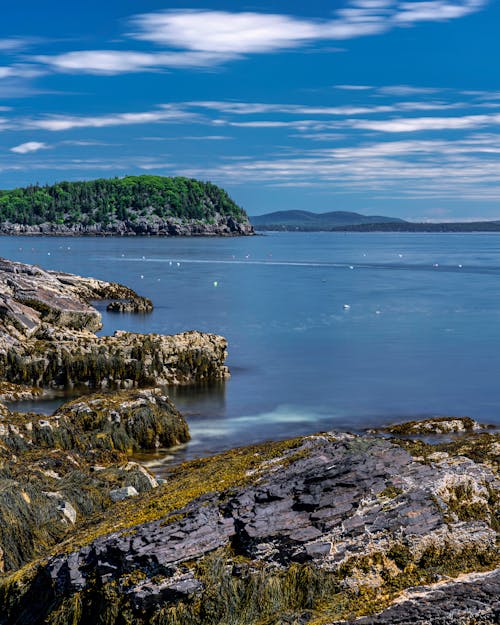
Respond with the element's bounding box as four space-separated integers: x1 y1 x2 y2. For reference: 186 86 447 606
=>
0 213 254 237
0 420 497 625
0 257 229 391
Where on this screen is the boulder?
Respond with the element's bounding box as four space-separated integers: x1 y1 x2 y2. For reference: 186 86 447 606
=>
110 486 139 502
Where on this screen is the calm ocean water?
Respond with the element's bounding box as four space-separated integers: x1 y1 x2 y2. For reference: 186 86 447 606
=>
3 232 500 466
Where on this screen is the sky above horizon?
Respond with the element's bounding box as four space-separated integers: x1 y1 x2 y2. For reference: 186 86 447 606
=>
1 1 500 220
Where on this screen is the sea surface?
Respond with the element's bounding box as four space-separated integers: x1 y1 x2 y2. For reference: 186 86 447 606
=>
3 232 500 468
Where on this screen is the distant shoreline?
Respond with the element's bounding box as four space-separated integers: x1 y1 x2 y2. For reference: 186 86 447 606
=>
255 222 500 233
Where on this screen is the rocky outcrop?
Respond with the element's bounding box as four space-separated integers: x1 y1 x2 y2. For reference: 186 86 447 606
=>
373 416 486 435
0 381 42 401
0 213 254 237
0 257 229 390
0 427 497 625
0 388 189 572
333 568 500 624
52 388 190 452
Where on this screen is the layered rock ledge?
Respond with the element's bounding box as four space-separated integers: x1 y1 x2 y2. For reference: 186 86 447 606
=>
0 422 497 625
0 257 229 390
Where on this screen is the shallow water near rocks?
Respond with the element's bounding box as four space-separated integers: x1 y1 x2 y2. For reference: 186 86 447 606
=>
4 232 500 467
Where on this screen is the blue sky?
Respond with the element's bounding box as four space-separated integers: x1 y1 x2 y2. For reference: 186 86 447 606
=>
1 1 500 219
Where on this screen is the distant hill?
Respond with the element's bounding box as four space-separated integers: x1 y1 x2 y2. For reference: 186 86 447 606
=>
250 210 500 233
250 210 406 230
330 221 500 233
0 176 253 237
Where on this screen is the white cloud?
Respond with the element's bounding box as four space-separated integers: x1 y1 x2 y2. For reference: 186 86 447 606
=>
0 64 45 79
377 85 442 96
28 3 489 76
351 113 500 132
139 135 230 141
10 141 49 154
131 11 322 53
34 50 231 75
189 99 466 117
130 3 487 54
21 105 195 132
394 0 487 23
189 101 397 116
175 132 500 202
0 38 33 52
335 84 373 90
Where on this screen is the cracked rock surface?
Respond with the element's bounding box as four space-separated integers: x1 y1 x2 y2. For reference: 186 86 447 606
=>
1 429 497 625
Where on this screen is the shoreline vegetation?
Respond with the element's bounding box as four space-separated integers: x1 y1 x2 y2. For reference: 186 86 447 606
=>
0 257 498 625
0 176 254 237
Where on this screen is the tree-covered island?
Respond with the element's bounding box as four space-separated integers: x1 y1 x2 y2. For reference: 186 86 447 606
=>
0 175 253 236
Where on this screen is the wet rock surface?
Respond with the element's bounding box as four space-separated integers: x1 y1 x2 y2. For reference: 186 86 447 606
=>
0 257 229 390
0 428 497 625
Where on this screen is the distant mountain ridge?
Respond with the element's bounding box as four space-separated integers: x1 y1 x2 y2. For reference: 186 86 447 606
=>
250 210 406 230
250 210 500 232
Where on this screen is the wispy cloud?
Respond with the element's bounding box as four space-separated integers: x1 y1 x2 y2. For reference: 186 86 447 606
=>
189 99 466 117
17 105 195 132
335 84 373 90
30 2 489 75
351 112 500 132
190 101 397 116
377 85 443 96
138 135 231 141
33 50 231 75
10 141 49 154
0 64 46 79
131 3 485 53
394 0 487 23
0 38 35 52
175 132 500 202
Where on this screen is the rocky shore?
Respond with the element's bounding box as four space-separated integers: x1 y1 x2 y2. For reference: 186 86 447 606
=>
0 257 229 391
0 256 498 624
0 412 497 625
0 387 189 573
0 213 254 237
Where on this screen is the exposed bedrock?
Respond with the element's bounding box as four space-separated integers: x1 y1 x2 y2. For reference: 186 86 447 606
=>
0 257 229 390
0 429 497 625
332 568 499 625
